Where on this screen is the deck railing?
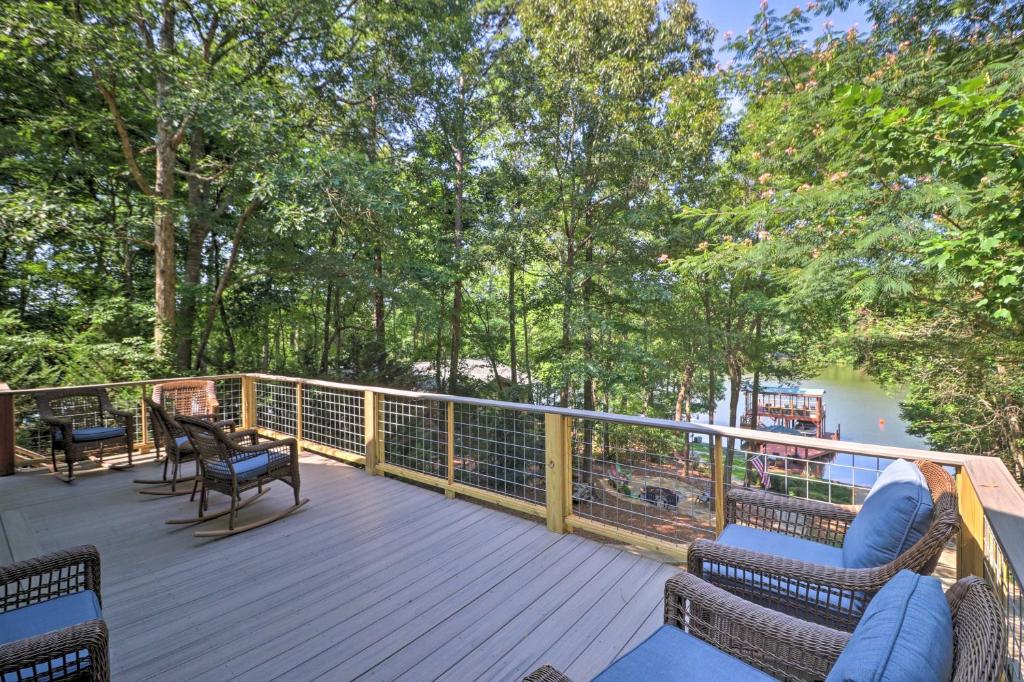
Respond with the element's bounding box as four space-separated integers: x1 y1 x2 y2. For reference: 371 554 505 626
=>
1 372 1023 677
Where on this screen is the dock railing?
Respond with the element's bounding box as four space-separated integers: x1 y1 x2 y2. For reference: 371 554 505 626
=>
1 372 1022 677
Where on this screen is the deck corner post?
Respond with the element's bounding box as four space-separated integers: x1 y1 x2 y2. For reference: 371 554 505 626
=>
545 413 569 533
0 382 14 476
139 385 151 449
956 467 985 579
241 375 257 430
364 390 379 475
713 434 726 536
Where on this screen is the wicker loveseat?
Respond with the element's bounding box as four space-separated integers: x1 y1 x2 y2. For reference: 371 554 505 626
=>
0 546 109 682
687 459 959 630
525 570 1005 682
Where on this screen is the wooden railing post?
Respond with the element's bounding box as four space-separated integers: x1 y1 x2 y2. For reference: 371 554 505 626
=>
713 434 726 536
957 468 985 579
139 385 150 451
445 402 456 498
364 390 378 475
295 382 304 450
0 383 14 476
545 413 569 533
241 375 257 430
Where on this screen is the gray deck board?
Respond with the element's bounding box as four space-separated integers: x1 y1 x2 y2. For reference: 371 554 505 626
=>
0 454 678 681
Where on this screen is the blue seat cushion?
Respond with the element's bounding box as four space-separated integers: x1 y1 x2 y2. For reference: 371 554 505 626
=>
826 571 953 682
843 460 933 568
174 435 190 448
205 453 269 481
53 426 126 444
717 524 845 567
0 590 101 682
709 524 859 611
593 624 774 681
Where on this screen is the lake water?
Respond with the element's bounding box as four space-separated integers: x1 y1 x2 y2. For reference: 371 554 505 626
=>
693 364 928 489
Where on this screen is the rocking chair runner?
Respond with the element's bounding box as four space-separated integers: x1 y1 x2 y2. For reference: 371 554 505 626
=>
170 416 307 538
36 388 135 483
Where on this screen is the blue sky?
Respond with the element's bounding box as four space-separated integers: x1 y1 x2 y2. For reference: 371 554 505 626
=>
694 0 870 56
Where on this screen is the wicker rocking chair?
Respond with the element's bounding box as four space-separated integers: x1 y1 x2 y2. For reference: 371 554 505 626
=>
0 546 110 682
687 459 959 631
525 571 1005 682
134 396 234 493
36 388 135 483
167 416 307 538
151 379 222 422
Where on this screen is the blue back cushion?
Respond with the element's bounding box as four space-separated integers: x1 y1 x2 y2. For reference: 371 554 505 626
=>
826 571 953 682
843 459 933 568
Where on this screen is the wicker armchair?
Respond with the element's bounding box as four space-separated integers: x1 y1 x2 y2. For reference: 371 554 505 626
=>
0 546 109 682
36 388 135 483
524 572 1005 682
169 416 307 538
687 460 958 630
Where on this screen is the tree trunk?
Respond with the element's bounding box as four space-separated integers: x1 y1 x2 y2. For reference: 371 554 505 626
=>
177 128 211 369
152 0 178 358
508 264 518 389
193 200 261 370
449 144 465 394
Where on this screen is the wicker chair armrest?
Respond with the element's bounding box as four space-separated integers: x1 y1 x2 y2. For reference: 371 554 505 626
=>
38 415 73 427
522 665 573 682
225 428 259 445
664 572 850 680
688 538 896 588
233 436 297 456
726 487 856 545
0 546 102 610
0 619 109 682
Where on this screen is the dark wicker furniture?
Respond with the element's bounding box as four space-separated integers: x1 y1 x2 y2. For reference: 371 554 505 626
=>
0 545 109 682
524 571 1005 682
687 459 959 630
170 416 307 538
135 395 234 494
36 388 135 483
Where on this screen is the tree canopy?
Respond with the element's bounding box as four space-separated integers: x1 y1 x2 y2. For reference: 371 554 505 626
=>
1 0 1022 476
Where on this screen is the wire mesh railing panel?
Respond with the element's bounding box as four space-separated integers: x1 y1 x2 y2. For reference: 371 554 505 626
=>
985 521 1024 681
213 377 243 426
570 420 715 543
723 439 886 506
303 385 364 454
452 404 545 505
255 380 297 436
379 396 447 479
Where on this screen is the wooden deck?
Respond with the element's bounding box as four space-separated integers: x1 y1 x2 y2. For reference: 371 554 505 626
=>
0 454 678 681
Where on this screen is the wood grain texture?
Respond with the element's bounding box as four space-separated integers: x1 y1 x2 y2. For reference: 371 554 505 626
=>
0 452 671 681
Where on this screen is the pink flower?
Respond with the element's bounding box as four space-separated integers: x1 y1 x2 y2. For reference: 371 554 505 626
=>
723 30 734 41
758 172 772 184
760 0 768 10
823 20 834 30
657 253 670 263
785 146 796 156
806 1 818 9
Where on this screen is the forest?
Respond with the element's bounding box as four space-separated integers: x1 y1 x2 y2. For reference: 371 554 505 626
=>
1 0 1022 477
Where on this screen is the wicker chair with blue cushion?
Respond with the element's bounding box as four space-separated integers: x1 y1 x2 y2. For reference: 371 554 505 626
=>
0 546 109 682
524 570 1005 682
169 416 307 538
687 459 958 630
36 388 135 483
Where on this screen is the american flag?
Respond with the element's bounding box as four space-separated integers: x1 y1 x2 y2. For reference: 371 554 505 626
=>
751 454 771 488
